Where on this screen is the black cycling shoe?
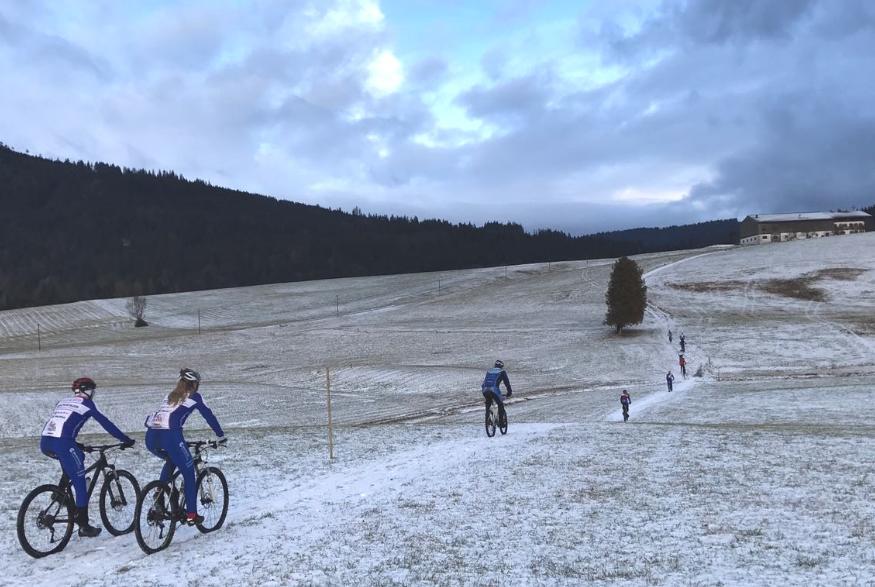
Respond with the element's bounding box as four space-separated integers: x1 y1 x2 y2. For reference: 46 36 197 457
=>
76 507 102 537
78 524 102 538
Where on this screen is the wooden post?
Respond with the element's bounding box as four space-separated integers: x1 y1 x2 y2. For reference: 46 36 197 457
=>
336 295 339 317
326 367 335 460
197 310 201 335
37 323 41 351
438 279 441 294
505 266 507 279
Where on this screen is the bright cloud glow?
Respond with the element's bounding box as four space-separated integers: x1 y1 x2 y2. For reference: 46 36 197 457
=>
366 49 403 97
612 187 686 204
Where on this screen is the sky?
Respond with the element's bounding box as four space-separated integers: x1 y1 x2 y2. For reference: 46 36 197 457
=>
1 0 874 234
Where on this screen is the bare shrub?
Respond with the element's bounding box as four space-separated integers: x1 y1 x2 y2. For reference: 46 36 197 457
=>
126 295 148 327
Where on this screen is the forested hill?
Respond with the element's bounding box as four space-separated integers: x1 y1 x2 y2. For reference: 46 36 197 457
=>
0 144 738 311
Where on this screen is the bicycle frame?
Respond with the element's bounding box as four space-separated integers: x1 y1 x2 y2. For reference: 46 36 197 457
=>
167 445 208 487
56 450 118 506
162 442 218 511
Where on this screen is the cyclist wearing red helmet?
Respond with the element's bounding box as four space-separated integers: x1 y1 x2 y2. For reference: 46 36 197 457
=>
144 369 225 525
40 377 135 537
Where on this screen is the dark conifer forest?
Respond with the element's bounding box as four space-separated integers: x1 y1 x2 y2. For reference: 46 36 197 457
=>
0 143 740 311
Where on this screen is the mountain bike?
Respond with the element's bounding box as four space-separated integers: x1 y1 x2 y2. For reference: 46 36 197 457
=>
16 443 140 558
485 401 508 437
134 439 228 554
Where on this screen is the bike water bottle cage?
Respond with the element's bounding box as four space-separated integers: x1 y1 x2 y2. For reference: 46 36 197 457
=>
72 377 97 399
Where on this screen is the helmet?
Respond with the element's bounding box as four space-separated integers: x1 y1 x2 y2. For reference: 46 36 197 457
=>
72 377 96 399
178 368 201 384
494 360 504 369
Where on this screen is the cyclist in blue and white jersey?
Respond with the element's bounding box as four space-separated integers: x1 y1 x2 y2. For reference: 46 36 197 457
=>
482 359 513 414
144 369 225 525
40 377 135 537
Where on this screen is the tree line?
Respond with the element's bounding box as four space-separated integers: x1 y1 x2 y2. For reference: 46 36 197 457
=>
0 143 740 311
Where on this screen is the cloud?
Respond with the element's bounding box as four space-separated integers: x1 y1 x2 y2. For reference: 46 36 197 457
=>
366 49 404 96
1 0 874 237
408 56 447 86
686 92 875 216
457 73 552 126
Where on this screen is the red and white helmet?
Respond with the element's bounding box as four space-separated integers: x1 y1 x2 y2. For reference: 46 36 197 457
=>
72 377 96 399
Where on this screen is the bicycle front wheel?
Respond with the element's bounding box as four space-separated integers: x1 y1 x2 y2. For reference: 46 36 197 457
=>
499 406 508 435
195 467 229 533
100 469 140 536
17 484 74 558
485 409 496 437
134 480 176 554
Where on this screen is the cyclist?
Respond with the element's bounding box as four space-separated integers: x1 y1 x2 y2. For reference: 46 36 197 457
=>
40 377 135 537
620 389 631 422
144 368 225 526
482 359 513 419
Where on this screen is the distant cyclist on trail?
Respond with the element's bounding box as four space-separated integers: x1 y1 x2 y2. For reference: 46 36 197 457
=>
40 377 135 537
144 369 226 526
482 360 513 417
620 390 631 422
666 371 674 392
679 354 687 378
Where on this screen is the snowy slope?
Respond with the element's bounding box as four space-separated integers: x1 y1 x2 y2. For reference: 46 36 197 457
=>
1 239 874 585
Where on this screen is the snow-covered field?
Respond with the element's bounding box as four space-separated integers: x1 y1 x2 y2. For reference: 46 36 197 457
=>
1 234 874 585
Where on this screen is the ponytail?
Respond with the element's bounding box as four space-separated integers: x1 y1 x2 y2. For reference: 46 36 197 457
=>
167 379 196 406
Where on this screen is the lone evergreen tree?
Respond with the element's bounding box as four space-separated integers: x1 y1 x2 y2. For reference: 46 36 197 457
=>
604 256 647 334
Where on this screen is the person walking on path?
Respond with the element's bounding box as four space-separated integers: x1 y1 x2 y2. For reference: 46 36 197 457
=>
679 354 687 378
668 329 673 343
679 334 686 353
666 371 674 392
620 390 631 422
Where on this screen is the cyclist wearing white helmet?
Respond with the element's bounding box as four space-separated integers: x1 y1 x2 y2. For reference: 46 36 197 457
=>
481 359 513 414
40 377 134 537
144 369 225 526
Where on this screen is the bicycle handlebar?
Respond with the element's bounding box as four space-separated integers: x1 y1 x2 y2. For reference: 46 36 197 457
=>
76 442 127 453
186 439 227 451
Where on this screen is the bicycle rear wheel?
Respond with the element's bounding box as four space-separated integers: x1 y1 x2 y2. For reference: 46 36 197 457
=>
100 469 140 536
134 480 176 554
17 484 74 558
485 408 496 437
195 467 229 533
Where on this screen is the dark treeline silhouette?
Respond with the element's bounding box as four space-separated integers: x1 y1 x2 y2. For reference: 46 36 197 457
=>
0 143 739 311
595 221 739 252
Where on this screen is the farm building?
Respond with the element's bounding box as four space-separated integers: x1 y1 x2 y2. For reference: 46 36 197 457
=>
739 211 871 245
